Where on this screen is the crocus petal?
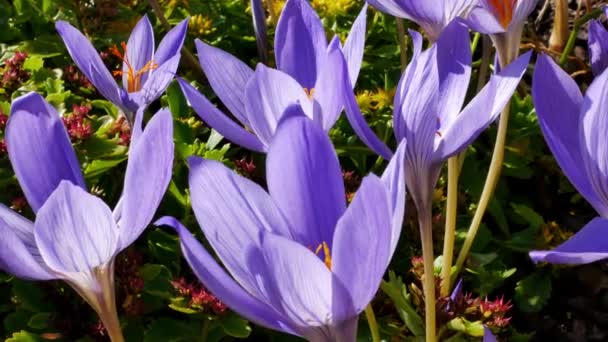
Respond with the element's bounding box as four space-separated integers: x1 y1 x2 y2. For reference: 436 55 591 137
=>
365 0 410 21
188 157 293 301
178 78 265 152
7 92 86 213
435 19 472 128
580 64 608 209
0 205 53 280
483 327 498 342
531 54 606 216
435 51 531 160
368 0 474 41
529 217 608 264
251 0 268 63
380 140 407 257
123 15 155 88
275 0 327 88
266 115 346 249
195 40 254 125
466 6 505 34
259 232 354 336
314 38 347 130
34 181 118 275
118 108 174 250
342 4 367 86
332 175 391 312
511 0 539 31
342 64 393 160
154 18 188 66
589 20 608 76
244 64 311 147
157 216 297 335
138 54 181 107
55 21 122 106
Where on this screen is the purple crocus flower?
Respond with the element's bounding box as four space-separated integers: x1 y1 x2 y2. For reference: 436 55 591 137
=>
366 0 476 41
529 54 608 264
467 0 539 64
343 19 530 213
588 7 608 76
157 110 407 341
0 92 174 338
178 0 367 152
484 327 498 342
56 15 188 124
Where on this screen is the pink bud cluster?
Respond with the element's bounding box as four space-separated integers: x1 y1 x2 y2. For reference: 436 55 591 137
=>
171 277 228 315
63 104 93 142
1 51 30 92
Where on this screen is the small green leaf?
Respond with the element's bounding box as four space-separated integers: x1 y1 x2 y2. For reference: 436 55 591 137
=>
221 312 252 338
514 271 552 313
27 312 50 329
22 55 43 72
380 271 424 336
5 331 43 342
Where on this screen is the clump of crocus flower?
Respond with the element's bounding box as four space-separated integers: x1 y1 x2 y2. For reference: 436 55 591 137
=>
0 92 174 342
56 15 188 124
179 0 368 152
157 109 407 341
1 51 30 92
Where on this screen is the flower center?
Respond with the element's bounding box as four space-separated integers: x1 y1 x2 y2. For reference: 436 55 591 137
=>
488 0 517 29
110 42 158 93
314 242 332 270
303 87 316 100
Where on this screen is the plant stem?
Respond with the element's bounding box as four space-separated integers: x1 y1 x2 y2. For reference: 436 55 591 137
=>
419 207 437 342
440 157 459 296
559 7 603 66
364 304 381 342
396 18 408 71
201 318 211 342
454 104 511 277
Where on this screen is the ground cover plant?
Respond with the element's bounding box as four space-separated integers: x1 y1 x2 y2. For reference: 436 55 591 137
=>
0 0 607 341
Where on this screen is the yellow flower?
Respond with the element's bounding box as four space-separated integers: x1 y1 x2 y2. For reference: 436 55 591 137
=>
311 0 356 17
189 14 215 37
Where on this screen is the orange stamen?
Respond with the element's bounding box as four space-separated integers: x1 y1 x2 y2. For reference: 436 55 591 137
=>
488 0 517 29
110 42 158 93
314 242 332 270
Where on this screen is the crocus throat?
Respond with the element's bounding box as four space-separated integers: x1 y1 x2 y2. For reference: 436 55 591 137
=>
110 42 158 93
303 88 316 100
314 242 332 270
488 0 517 29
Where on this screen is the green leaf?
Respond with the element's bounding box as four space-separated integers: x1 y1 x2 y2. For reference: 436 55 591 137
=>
446 317 484 337
5 331 43 342
511 203 544 229
22 55 43 72
514 271 552 312
166 81 188 118
221 312 252 338
27 312 50 330
143 318 199 342
141 264 174 299
380 271 424 336
83 158 127 180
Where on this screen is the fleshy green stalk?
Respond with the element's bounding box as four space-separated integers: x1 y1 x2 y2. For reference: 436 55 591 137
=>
364 304 381 342
454 103 511 278
396 18 408 71
69 262 124 342
419 206 436 342
440 157 459 296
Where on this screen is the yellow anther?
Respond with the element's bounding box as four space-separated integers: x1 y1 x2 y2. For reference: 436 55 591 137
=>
303 87 316 100
314 242 332 270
